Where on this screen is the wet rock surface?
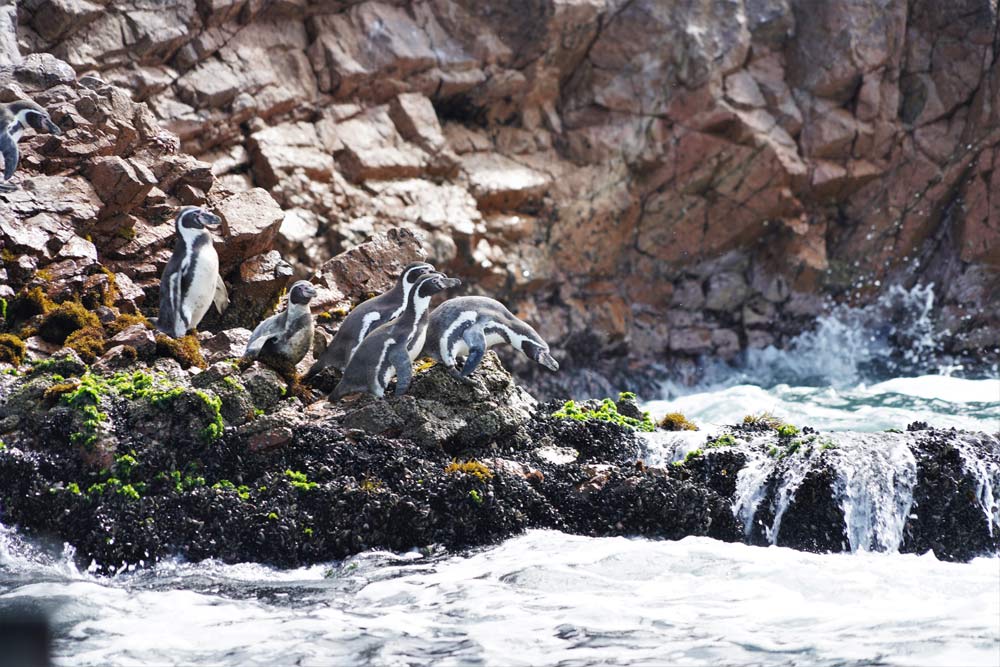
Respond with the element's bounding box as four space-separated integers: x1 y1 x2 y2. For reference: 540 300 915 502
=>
0 352 997 572
657 426 1000 561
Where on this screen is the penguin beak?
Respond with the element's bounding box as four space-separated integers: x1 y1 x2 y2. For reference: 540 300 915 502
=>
303 285 318 299
436 275 461 289
200 211 221 226
44 119 62 135
538 351 559 372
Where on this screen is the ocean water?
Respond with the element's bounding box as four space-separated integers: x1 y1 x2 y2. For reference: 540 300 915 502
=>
2 288 999 666
1 529 997 667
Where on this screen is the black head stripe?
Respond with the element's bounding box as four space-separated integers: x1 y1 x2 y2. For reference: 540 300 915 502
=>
521 339 539 355
402 263 433 286
484 323 512 345
289 281 316 305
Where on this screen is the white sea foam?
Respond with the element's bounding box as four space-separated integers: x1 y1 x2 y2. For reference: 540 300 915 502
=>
2 532 996 667
644 376 1000 433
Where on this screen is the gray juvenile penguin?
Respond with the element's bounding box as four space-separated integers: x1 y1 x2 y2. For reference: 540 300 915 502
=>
422 296 559 382
333 271 461 399
243 280 318 373
0 99 61 192
304 261 435 380
156 206 230 338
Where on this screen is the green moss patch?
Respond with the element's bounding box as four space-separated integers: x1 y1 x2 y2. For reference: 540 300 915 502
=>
285 469 317 491
552 393 656 432
706 433 737 448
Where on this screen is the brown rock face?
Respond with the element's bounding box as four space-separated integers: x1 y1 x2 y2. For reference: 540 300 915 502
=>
2 0 998 396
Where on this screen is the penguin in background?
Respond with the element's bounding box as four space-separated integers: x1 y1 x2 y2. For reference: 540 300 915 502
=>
303 261 436 381
0 99 62 192
333 271 461 399
422 296 559 383
156 206 229 338
243 280 318 374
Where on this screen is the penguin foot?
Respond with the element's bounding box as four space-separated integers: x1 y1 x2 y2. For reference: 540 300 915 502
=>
412 357 436 373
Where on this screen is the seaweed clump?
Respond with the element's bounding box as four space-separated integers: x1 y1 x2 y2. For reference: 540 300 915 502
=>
155 333 207 369
106 313 151 336
743 412 783 430
65 326 106 363
659 412 698 431
38 302 100 344
8 286 53 322
0 334 26 365
444 460 494 482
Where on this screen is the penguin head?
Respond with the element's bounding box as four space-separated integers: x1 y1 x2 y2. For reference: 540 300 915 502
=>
8 100 61 135
175 206 221 241
415 271 461 299
400 262 435 289
288 280 317 305
522 339 559 372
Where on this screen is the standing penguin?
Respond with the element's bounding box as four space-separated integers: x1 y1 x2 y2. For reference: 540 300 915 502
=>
304 261 435 380
422 296 559 382
333 272 461 399
156 206 229 338
0 99 62 192
243 280 317 374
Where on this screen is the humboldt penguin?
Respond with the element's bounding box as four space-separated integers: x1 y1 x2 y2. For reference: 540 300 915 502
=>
0 99 61 192
332 271 461 399
303 261 435 380
422 296 559 382
156 206 229 338
243 280 317 373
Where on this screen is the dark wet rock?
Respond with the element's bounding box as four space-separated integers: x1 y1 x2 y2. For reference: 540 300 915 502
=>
675 428 1000 561
902 431 1000 562
0 353 737 572
338 352 535 454
0 349 996 572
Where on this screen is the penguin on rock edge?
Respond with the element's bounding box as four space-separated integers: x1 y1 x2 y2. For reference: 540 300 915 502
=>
156 206 230 339
0 99 62 192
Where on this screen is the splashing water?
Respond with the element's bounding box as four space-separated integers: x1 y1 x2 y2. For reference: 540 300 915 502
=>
828 435 917 552
659 284 992 395
952 434 1000 537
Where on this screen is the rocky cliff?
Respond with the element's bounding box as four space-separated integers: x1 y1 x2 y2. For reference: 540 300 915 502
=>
1 1 999 396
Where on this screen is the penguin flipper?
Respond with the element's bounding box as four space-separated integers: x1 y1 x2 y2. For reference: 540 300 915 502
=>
459 327 487 378
213 275 229 314
0 132 19 184
244 315 280 358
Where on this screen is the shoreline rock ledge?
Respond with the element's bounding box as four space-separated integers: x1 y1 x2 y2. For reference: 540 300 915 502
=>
0 351 996 573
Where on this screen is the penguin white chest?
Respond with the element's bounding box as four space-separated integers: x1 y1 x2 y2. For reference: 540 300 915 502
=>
183 244 220 329
408 328 428 362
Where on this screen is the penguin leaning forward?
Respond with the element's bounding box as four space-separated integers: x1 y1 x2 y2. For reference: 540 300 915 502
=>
243 280 317 374
333 271 461 399
0 99 61 192
303 261 435 381
156 206 230 338
422 296 559 383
